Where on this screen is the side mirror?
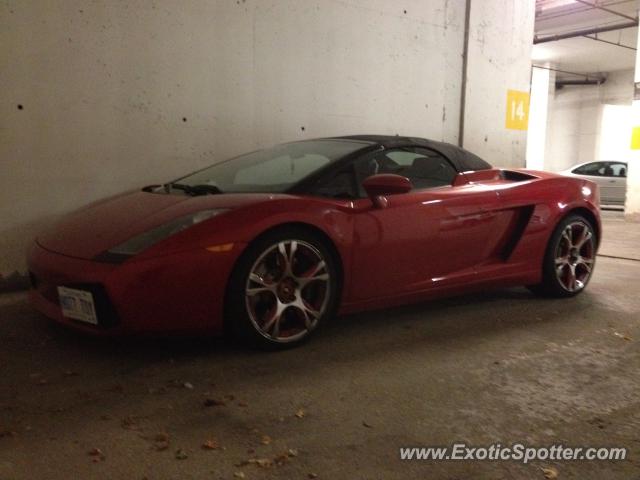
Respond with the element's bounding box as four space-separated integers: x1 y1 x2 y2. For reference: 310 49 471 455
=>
362 174 413 208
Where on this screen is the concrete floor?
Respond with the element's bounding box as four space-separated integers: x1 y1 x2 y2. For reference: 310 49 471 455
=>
1 211 639 479
599 210 640 261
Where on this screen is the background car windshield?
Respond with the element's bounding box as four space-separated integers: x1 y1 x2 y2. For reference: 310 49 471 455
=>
174 140 368 193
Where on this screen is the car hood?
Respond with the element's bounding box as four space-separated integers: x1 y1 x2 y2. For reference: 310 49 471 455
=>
37 190 287 260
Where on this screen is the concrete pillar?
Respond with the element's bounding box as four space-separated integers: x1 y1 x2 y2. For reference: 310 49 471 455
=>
526 65 555 170
626 22 640 221
461 0 536 168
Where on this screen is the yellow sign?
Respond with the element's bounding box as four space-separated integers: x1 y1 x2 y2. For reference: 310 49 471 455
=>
631 126 640 150
505 90 530 130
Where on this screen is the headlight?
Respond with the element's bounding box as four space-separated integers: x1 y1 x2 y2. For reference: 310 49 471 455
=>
103 209 228 258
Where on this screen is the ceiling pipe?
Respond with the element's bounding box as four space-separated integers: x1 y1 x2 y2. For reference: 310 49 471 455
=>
583 34 637 50
556 78 607 88
574 0 638 23
534 20 638 44
533 64 605 81
536 0 636 22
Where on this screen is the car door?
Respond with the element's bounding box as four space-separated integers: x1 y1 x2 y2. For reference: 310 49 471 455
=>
607 162 627 205
346 147 502 301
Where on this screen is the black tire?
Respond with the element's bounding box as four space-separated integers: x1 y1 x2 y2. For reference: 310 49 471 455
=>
528 214 597 298
225 227 340 349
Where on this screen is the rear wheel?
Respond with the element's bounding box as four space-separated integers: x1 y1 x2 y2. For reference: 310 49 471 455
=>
529 214 597 297
226 228 339 349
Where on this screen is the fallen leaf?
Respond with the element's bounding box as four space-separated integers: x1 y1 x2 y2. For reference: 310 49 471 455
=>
203 398 226 407
274 448 298 465
175 449 188 460
88 447 105 461
183 382 194 390
261 435 272 445
362 421 373 428
541 466 558 479
121 416 139 430
155 441 169 451
239 456 278 468
249 458 273 468
295 409 306 419
233 472 245 479
238 449 299 469
154 432 169 442
613 332 632 341
308 474 318 479
202 439 219 450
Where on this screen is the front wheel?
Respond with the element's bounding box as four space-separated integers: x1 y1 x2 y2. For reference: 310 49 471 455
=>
225 228 339 349
529 214 597 297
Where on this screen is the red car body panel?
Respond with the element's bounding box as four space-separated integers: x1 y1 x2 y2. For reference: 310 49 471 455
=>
27 164 601 336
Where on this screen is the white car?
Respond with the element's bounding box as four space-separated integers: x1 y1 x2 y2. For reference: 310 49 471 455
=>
561 161 627 207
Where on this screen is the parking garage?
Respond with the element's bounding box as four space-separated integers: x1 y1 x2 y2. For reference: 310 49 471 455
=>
1 1 640 479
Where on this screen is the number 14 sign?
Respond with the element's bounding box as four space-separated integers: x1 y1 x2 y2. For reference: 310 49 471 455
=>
505 89 530 130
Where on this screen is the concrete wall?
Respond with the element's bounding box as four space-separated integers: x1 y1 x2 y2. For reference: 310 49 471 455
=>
544 69 634 172
0 0 535 279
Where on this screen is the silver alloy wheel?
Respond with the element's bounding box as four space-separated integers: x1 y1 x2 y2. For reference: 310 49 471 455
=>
554 221 595 293
245 239 331 343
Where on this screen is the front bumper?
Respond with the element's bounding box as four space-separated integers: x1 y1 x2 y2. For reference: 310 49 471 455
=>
27 241 244 335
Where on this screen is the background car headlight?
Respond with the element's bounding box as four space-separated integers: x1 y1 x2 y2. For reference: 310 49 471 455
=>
104 209 228 258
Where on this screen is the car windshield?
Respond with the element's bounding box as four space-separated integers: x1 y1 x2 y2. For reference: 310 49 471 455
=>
171 139 370 193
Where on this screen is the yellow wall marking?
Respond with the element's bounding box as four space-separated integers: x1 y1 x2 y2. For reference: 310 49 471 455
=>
505 89 530 130
631 126 640 150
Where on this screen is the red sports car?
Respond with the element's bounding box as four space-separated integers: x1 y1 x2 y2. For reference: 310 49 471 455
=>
28 135 601 348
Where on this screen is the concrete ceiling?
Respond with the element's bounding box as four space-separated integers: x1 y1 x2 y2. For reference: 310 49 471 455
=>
533 0 638 78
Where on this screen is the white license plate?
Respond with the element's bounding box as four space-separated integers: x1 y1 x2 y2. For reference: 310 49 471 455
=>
57 286 98 325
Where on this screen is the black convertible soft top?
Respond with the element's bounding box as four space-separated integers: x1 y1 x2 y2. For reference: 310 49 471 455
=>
332 135 492 173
